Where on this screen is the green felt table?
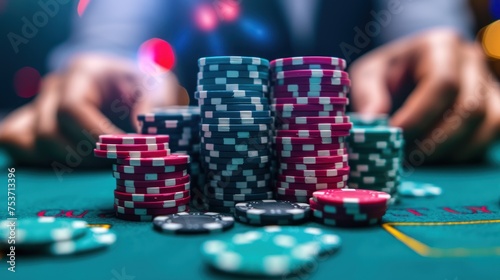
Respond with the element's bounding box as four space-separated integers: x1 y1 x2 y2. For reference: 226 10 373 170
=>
1 145 500 280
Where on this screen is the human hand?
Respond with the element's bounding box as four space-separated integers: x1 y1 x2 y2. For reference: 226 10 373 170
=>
349 29 500 163
0 54 187 168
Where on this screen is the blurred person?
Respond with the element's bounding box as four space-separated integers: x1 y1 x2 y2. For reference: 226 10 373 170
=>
1 0 499 168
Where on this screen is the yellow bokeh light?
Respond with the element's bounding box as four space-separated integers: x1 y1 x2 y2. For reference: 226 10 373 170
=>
482 20 500 59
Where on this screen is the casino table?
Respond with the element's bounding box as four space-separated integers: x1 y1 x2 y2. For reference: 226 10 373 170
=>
1 144 500 280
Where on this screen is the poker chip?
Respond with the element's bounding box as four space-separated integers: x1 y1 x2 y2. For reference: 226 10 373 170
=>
203 155 270 165
202 131 270 139
273 110 345 118
279 154 348 164
279 167 350 177
198 56 270 67
201 226 340 276
277 181 346 192
202 143 269 152
114 190 190 202
196 84 268 92
273 77 350 86
112 164 188 174
202 117 273 125
398 181 442 197
278 174 348 184
116 175 191 188
275 194 309 203
202 110 271 118
44 227 116 256
280 162 348 170
210 168 270 177
114 204 189 215
277 148 347 158
114 212 155 222
198 70 269 79
274 137 345 145
201 137 269 146
114 196 190 209
271 90 348 98
204 185 271 195
276 116 350 125
347 113 389 127
198 77 267 85
276 130 349 138
234 200 310 223
278 123 352 131
115 182 191 194
200 104 270 112
195 90 265 99
99 134 170 144
207 180 271 190
272 64 346 72
112 170 188 181
271 103 346 112
208 173 271 182
313 189 391 207
93 149 171 159
117 154 190 166
272 84 349 93
96 142 169 151
0 217 88 246
204 162 269 172
202 149 270 158
153 212 235 234
271 56 346 68
200 123 270 132
274 69 348 79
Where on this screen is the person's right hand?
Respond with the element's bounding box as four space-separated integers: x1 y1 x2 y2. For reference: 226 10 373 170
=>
350 29 500 164
0 54 187 168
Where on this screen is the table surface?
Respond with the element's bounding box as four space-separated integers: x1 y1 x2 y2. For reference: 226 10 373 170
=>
1 144 500 280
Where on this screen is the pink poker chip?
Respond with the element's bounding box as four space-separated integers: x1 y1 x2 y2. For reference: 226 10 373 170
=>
99 134 170 144
313 189 391 207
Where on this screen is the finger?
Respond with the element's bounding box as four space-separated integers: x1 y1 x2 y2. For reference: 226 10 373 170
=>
410 45 488 162
349 53 392 115
390 39 461 140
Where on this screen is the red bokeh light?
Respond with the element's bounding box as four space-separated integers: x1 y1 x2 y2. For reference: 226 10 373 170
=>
138 38 176 74
215 0 240 22
14 67 41 98
194 4 218 31
77 0 90 17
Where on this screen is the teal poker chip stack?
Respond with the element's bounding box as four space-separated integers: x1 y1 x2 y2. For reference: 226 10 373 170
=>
269 57 352 203
137 106 204 196
347 123 404 205
196 56 274 213
0 217 116 256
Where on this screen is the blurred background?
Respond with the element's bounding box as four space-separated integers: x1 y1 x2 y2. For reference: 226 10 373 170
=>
1 0 499 115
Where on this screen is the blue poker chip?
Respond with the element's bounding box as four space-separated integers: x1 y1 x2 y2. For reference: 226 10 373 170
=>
198 77 268 85
196 84 268 92
204 189 273 201
204 185 272 195
203 155 270 165
203 162 270 172
200 104 270 112
140 127 199 135
201 131 270 139
201 149 270 158
198 70 269 79
201 143 269 152
398 181 442 197
198 56 270 67
201 136 269 145
195 90 265 99
139 119 199 127
200 124 270 132
137 106 200 122
201 117 273 125
199 64 268 72
198 97 269 105
202 111 271 119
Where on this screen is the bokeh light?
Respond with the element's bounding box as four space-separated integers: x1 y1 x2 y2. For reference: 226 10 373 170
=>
194 4 218 31
77 0 91 17
14 67 41 99
138 38 176 74
482 20 500 59
214 0 240 22
241 18 269 42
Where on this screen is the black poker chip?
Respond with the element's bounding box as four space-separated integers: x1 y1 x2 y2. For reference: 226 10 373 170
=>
153 212 234 234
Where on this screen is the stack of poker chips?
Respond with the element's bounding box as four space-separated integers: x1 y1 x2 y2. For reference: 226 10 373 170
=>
269 56 352 203
137 107 203 201
310 189 390 227
196 56 274 214
347 123 404 205
94 134 191 221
